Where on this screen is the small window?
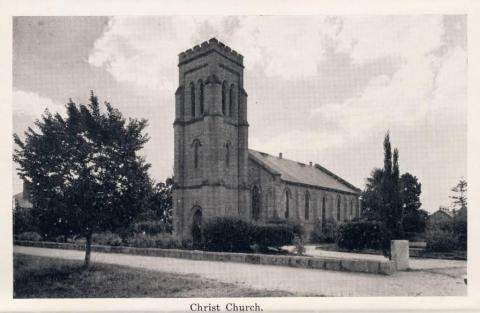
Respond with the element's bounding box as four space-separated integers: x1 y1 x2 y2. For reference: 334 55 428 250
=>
321 196 326 229
285 190 290 219
252 185 261 221
222 81 227 115
192 140 201 169
199 80 204 114
304 191 310 220
190 82 196 118
337 196 341 221
229 85 234 117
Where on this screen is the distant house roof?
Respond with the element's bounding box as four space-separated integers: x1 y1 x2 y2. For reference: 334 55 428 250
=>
431 208 454 219
249 149 360 194
13 192 33 209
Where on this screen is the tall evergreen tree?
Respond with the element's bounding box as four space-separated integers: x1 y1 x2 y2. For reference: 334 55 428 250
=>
13 92 152 267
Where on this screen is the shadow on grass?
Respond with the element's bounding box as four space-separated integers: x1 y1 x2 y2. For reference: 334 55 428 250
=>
14 254 295 298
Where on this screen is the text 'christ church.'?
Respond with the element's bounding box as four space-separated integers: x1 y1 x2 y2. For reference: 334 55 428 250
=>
172 38 361 241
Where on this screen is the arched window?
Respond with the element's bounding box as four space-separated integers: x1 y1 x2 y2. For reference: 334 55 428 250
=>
337 196 341 221
221 81 227 115
225 142 231 167
321 196 326 229
252 185 261 221
304 191 310 220
343 198 348 222
285 190 291 219
229 84 234 117
190 82 196 118
350 199 354 219
199 80 204 115
192 139 201 169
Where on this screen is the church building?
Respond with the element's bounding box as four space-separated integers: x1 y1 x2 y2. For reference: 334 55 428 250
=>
172 38 361 241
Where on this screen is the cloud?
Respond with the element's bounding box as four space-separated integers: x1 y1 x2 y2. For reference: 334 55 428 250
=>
88 15 466 151
87 16 336 90
309 16 466 143
13 89 65 118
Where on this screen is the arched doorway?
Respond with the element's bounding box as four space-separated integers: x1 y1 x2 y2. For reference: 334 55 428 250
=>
192 208 202 247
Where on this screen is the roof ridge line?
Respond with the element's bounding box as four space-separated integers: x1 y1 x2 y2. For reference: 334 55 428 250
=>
313 163 361 193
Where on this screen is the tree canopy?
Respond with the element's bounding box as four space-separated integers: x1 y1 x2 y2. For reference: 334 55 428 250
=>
13 92 152 266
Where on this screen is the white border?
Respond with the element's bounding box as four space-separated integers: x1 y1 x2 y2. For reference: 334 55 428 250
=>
1 0 479 312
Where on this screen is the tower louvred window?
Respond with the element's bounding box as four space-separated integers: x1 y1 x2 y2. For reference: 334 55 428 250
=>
199 81 204 114
222 81 227 115
190 82 196 118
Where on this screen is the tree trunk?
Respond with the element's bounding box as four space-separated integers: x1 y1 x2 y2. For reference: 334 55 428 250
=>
84 232 92 268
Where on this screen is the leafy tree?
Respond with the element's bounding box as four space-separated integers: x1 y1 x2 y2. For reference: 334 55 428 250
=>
450 178 467 213
400 173 425 234
149 178 173 230
13 92 152 267
361 168 384 221
451 178 467 250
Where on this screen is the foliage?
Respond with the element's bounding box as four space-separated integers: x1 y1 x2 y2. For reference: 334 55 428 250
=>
13 92 152 267
336 220 383 250
402 209 428 235
425 228 458 252
92 232 123 246
310 218 338 243
292 234 305 256
202 217 253 252
251 223 296 248
125 233 181 249
360 132 405 258
15 231 43 242
133 220 172 236
139 178 173 232
202 217 298 253
13 201 38 234
450 178 467 212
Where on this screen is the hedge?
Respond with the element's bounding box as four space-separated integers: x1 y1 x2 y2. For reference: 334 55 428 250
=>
202 217 300 253
337 220 383 250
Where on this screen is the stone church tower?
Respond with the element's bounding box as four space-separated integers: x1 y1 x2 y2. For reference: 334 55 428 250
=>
172 38 249 241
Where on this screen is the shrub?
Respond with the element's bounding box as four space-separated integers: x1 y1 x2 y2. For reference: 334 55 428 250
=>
202 217 298 253
126 233 180 249
425 228 458 252
292 234 305 255
251 223 295 248
337 220 383 250
453 212 467 251
133 220 171 235
203 217 252 252
310 218 338 243
16 231 42 242
92 232 123 246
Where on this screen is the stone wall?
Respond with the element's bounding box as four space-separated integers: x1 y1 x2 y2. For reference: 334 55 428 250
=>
14 240 396 275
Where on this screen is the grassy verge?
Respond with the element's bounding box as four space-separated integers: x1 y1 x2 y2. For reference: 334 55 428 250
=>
14 254 293 298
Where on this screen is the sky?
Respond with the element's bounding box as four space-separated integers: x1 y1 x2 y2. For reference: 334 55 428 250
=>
12 15 467 213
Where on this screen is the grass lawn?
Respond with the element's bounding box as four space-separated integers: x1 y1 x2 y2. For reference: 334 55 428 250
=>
14 254 293 298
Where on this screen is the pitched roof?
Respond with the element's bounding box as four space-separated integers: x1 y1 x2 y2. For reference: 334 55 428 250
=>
13 192 33 209
432 208 454 218
248 149 360 194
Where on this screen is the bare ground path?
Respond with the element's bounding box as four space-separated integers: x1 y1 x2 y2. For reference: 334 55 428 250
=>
14 246 467 297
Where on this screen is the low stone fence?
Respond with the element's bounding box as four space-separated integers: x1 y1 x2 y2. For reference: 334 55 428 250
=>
14 240 396 275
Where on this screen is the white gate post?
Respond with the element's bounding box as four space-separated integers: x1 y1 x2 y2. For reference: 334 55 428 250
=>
391 240 409 270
